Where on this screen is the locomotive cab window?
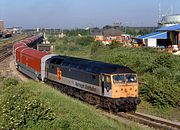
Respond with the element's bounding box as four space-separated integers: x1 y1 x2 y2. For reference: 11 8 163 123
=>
113 75 125 83
126 74 137 83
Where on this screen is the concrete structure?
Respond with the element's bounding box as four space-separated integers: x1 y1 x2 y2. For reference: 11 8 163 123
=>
158 14 180 27
0 20 4 31
37 44 54 53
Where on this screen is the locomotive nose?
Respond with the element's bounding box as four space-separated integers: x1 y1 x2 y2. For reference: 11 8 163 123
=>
135 98 141 105
115 97 141 112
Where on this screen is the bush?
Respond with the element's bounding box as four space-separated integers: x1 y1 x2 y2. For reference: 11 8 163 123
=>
140 74 180 108
174 71 180 85
153 54 175 69
0 81 56 129
152 67 172 79
109 40 123 49
68 43 81 51
66 29 90 36
90 42 103 56
76 36 94 46
48 35 56 43
3 78 19 87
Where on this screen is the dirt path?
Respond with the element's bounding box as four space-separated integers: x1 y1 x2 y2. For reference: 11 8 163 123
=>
0 55 28 82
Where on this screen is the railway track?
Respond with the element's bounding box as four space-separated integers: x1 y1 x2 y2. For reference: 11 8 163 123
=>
0 35 27 62
117 112 180 130
0 45 12 62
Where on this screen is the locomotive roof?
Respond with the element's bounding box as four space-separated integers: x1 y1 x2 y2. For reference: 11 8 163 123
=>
49 55 135 74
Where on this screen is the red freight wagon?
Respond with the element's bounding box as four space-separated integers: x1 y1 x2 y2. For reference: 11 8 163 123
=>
15 46 29 62
30 36 37 41
13 42 27 56
26 38 34 43
20 48 47 73
13 42 27 50
21 39 32 46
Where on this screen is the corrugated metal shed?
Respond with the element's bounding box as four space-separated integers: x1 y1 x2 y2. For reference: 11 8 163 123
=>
158 24 180 31
138 32 167 39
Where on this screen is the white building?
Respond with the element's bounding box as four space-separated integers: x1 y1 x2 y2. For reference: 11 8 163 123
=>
138 32 167 47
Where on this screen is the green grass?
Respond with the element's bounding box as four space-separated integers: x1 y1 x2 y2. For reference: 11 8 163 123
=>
53 36 92 58
0 78 147 130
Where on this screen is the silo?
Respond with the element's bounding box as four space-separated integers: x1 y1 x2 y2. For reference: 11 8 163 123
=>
158 14 180 27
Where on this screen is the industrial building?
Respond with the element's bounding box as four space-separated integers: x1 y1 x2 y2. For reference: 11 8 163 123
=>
158 24 180 50
137 24 180 50
137 32 168 47
0 20 4 31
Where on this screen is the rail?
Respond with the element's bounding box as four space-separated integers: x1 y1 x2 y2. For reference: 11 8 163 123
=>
0 45 12 62
117 112 180 130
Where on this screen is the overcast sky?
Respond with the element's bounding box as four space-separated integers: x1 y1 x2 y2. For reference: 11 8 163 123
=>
0 0 180 28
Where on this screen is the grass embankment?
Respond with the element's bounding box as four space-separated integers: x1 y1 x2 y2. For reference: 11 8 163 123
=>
0 78 145 129
50 35 180 121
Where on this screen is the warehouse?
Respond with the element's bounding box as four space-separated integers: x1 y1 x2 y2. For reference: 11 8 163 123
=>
158 24 180 50
137 31 168 48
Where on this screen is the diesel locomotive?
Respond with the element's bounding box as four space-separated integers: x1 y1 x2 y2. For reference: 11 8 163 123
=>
13 35 141 112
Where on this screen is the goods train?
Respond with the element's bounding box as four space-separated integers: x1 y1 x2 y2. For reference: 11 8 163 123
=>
13 35 141 112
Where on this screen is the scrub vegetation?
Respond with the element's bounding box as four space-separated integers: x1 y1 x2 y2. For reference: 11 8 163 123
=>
0 78 144 130
49 35 180 120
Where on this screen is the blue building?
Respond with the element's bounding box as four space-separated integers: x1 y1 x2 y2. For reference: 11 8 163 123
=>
137 24 180 50
158 24 180 50
137 31 168 48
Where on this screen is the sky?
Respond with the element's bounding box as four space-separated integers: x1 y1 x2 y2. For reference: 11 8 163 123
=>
0 0 180 29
